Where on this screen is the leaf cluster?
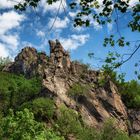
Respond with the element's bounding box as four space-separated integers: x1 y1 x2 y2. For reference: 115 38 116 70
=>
54 105 98 140
104 35 130 47
0 72 41 113
14 0 58 11
120 80 140 108
0 57 11 71
0 108 63 140
68 83 89 100
20 97 55 120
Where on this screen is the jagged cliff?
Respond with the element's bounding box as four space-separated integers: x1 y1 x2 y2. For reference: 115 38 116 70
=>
3 40 140 134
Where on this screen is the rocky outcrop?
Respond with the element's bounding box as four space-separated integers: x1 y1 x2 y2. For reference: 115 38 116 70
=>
49 40 71 70
76 81 128 131
3 47 49 78
3 39 139 134
128 109 140 134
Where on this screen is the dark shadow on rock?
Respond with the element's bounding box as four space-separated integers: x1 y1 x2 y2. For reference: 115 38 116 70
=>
78 95 103 122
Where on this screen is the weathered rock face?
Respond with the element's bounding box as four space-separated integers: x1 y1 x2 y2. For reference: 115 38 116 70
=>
76 80 128 131
49 40 71 70
128 109 140 134
13 47 38 77
3 40 139 134
3 47 49 78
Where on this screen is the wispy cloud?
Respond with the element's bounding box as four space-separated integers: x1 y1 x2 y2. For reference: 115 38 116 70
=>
60 34 90 50
0 43 9 57
69 11 79 19
36 30 45 38
48 17 70 30
0 34 19 49
0 11 25 57
0 0 23 9
0 11 24 34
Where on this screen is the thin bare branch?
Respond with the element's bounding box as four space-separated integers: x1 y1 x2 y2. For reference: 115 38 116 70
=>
47 0 63 36
120 44 140 65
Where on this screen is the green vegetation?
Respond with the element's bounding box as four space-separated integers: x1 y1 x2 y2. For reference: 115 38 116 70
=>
68 83 89 100
99 64 140 108
96 52 140 108
0 57 11 71
100 119 128 140
0 65 140 139
0 72 41 113
37 52 49 63
20 97 55 120
54 105 140 140
55 105 82 137
1 104 139 140
99 119 140 140
54 105 98 140
0 108 64 140
120 80 140 108
99 55 140 109
14 0 140 79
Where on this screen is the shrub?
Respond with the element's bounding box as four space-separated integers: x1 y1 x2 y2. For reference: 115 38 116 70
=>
55 105 82 137
100 119 129 140
100 63 140 108
0 72 41 113
72 60 91 72
55 105 99 140
0 108 64 140
130 135 140 140
68 83 89 101
20 97 55 120
120 80 140 108
0 57 11 71
98 72 107 87
77 126 100 140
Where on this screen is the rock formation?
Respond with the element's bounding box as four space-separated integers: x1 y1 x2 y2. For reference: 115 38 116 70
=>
49 40 71 70
3 40 140 134
128 109 140 134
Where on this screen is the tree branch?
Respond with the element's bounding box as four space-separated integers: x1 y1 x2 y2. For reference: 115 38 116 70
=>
120 44 140 65
47 0 63 36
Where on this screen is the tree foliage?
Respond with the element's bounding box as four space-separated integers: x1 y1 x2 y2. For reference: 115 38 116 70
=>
13 0 140 78
100 119 140 140
99 56 140 108
54 105 140 140
20 97 55 120
68 83 89 100
0 1 140 138
120 80 140 108
54 105 98 140
0 57 11 71
0 72 41 113
0 108 63 140
14 0 140 46
0 70 139 139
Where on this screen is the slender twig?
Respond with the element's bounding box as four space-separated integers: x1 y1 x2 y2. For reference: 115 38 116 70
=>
120 44 140 65
47 0 63 36
8 0 20 4
8 0 25 4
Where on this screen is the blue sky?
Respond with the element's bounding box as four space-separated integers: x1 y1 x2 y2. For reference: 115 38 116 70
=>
0 0 140 81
